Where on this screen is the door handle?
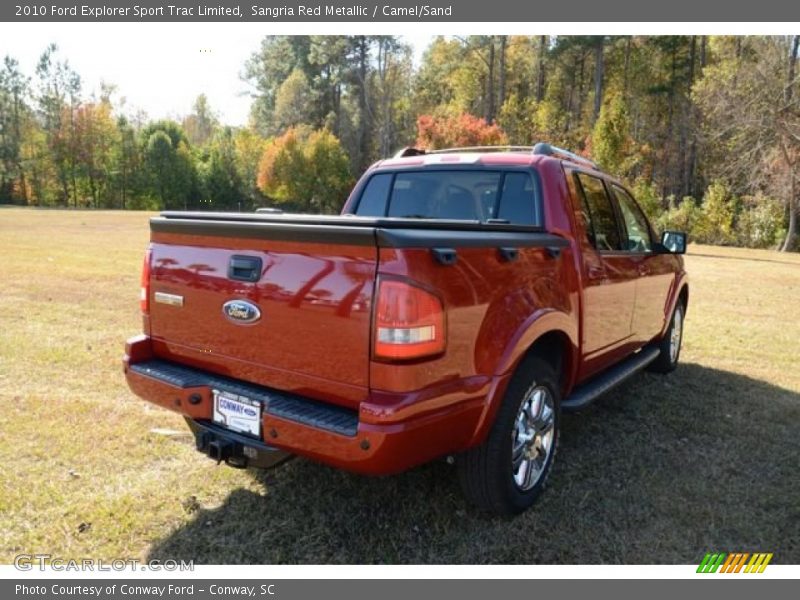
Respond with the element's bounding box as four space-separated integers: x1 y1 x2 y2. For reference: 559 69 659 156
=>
638 264 650 276
587 265 605 279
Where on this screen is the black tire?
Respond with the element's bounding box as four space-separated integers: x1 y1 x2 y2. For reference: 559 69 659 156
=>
457 355 560 516
648 300 685 374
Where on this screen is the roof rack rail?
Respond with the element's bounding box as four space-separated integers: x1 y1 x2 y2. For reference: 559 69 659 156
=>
393 145 533 158
426 145 536 154
531 142 599 169
392 143 600 169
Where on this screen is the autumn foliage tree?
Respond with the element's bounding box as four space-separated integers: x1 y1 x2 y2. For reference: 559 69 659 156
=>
233 128 268 207
415 113 508 149
257 127 306 206
257 127 352 213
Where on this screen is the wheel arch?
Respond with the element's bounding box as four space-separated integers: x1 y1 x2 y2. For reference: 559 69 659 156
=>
522 329 576 398
660 275 689 339
678 283 689 313
469 313 579 447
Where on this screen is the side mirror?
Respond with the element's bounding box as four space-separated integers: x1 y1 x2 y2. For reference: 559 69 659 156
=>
661 231 687 254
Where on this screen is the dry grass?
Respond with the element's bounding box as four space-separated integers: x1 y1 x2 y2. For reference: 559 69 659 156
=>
1 206 798 564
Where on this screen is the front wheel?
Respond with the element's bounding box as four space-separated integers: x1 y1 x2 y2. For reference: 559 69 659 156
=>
457 356 560 516
648 301 685 373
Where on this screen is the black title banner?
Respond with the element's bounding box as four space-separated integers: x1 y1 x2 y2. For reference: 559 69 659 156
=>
4 0 800 22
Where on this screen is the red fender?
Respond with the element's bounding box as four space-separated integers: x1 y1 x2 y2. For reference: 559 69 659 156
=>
468 309 579 446
660 271 689 339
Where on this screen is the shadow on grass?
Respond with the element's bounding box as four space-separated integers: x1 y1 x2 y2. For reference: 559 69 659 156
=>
147 363 799 564
687 251 800 266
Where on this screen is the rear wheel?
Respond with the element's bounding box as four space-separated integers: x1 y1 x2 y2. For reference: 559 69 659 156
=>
649 301 685 373
457 356 560 515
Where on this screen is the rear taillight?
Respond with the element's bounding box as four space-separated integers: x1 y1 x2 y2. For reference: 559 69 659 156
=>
140 246 152 314
373 279 445 360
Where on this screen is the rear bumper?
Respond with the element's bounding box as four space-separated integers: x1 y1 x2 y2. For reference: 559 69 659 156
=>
123 335 494 475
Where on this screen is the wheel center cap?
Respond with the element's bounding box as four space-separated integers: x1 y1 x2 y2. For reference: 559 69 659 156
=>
524 438 540 459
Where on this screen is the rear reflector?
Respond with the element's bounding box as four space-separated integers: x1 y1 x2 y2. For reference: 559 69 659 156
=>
140 246 152 314
373 279 445 360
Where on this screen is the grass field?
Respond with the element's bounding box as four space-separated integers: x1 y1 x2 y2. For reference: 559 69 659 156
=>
1 206 798 565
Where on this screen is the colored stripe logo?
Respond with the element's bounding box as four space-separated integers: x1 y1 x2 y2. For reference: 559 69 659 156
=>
697 552 773 573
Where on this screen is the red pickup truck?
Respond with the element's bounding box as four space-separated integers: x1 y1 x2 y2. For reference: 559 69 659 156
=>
124 143 688 515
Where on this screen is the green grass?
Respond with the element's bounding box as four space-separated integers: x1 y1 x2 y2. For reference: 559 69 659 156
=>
1 206 798 564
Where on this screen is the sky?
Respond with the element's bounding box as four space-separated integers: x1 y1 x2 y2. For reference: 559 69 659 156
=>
0 23 432 126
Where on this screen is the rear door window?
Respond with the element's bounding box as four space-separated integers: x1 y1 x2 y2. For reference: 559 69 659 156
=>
355 170 542 225
575 173 622 251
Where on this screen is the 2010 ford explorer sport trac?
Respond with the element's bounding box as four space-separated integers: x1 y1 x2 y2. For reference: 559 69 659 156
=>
124 143 689 515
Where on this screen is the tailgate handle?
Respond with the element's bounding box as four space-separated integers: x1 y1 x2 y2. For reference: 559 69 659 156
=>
228 255 263 282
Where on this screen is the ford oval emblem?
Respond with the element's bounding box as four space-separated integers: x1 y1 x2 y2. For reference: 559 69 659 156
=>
222 300 261 324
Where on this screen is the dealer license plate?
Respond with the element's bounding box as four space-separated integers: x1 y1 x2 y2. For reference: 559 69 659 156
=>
212 389 261 436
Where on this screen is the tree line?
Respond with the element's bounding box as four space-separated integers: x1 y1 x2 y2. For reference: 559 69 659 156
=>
1 36 798 250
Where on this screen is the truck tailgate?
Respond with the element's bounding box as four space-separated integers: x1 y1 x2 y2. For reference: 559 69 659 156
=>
147 219 377 408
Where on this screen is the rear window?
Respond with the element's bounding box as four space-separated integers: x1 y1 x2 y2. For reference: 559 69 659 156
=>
354 170 542 225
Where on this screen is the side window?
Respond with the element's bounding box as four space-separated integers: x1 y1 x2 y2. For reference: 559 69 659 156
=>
354 173 393 217
497 172 540 225
576 174 622 251
612 185 653 252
